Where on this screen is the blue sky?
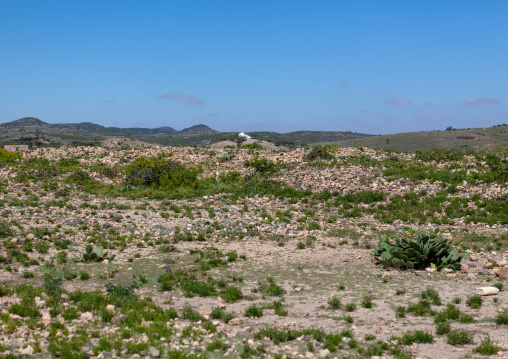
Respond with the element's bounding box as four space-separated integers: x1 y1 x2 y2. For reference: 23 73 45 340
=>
1 1 506 134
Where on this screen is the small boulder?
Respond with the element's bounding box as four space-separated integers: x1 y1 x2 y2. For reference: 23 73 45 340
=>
148 346 161 358
460 264 469 273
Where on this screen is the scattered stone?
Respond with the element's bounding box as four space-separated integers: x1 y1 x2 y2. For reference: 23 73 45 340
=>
35 296 46 309
470 255 478 261
111 314 128 323
106 304 115 312
228 318 242 326
41 310 51 324
319 349 330 357
460 264 469 273
494 267 507 278
148 346 160 358
80 311 94 322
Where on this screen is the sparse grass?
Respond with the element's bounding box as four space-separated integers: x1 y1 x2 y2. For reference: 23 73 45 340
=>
245 305 263 318
436 322 451 335
220 286 243 303
447 331 473 345
421 288 441 306
400 331 434 345
395 306 406 318
473 337 501 355
328 297 342 310
466 295 483 309
345 303 356 312
361 295 373 309
495 309 508 325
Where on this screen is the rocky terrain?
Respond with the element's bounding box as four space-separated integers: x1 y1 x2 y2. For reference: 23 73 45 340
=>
0 144 507 359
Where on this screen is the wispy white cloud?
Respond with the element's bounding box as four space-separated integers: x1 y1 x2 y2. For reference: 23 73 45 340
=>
160 92 205 107
416 114 452 122
385 98 413 106
464 97 499 106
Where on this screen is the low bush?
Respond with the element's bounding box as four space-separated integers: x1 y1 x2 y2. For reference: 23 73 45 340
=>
447 331 473 345
124 156 198 189
372 228 464 270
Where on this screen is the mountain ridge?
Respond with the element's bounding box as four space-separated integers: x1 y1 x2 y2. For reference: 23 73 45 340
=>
0 117 215 134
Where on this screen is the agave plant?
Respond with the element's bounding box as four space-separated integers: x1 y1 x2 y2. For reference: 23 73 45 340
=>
371 228 464 270
79 245 115 263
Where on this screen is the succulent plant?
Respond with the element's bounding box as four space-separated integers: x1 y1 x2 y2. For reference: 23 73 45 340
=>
79 245 115 263
371 228 464 270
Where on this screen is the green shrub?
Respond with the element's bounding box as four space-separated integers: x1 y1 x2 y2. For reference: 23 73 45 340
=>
473 337 501 355
181 305 204 322
415 148 464 163
43 267 64 298
361 295 373 309
495 309 508 325
206 340 228 352
124 157 197 189
328 297 342 310
466 295 482 309
421 288 441 305
256 277 286 297
305 146 334 161
447 331 473 345
244 158 278 174
395 306 406 318
220 286 243 303
0 148 21 165
0 220 15 239
372 228 463 270
181 280 215 297
400 331 434 344
65 170 93 185
436 322 451 335
245 305 263 318
272 300 288 316
345 303 357 312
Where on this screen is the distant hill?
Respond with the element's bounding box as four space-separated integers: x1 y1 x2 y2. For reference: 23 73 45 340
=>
124 126 177 135
1 117 47 127
316 125 508 152
247 130 372 147
178 124 216 135
5 117 505 153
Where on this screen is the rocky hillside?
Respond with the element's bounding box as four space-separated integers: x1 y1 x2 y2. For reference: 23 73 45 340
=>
0 144 507 358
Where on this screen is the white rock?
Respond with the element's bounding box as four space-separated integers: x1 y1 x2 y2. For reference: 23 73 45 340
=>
41 310 51 324
80 311 94 322
19 345 34 355
478 287 500 296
